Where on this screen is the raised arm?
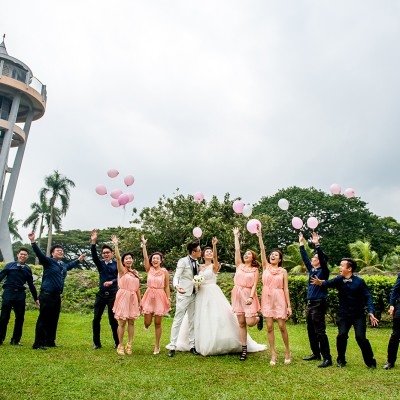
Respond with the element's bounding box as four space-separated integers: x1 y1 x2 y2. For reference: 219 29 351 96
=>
257 226 267 270
90 229 103 271
233 227 243 267
212 237 220 273
141 235 150 272
299 232 312 271
111 235 124 274
312 232 329 277
28 232 50 267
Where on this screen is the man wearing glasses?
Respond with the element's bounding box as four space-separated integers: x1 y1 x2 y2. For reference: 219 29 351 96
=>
168 240 201 357
90 229 119 350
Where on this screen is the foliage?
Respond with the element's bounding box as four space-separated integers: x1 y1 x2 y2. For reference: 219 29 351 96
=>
39 170 75 255
349 240 381 269
125 190 274 266
253 186 400 266
8 211 22 241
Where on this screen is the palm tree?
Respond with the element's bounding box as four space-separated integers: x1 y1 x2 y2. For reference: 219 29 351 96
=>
23 199 63 262
283 242 309 274
348 240 381 270
39 170 75 256
8 211 22 241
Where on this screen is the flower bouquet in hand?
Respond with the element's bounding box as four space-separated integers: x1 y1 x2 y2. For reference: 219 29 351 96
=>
193 275 204 292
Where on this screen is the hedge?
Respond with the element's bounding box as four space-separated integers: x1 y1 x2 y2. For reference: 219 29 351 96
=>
0 267 397 326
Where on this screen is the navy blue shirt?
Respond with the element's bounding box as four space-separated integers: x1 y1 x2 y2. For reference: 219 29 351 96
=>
322 274 374 317
31 243 80 294
90 244 118 293
390 273 400 307
0 262 38 301
300 245 330 300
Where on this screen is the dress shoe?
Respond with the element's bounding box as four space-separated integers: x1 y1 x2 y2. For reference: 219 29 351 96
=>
33 346 47 350
368 364 376 370
303 354 321 361
383 362 394 370
337 361 347 368
114 344 118 349
190 347 199 355
92 344 102 350
10 341 23 346
167 349 175 357
318 359 332 368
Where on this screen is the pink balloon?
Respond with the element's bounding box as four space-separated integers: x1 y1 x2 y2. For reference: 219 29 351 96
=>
193 227 202 238
128 193 134 203
124 175 135 187
344 188 355 198
111 199 120 208
246 219 262 234
194 192 204 202
233 200 245 214
292 217 303 230
118 193 129 206
330 183 341 195
110 189 123 199
307 217 319 230
95 185 107 196
107 169 119 178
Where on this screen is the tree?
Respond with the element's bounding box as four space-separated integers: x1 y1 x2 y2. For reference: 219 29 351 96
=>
39 170 75 256
8 211 22 241
123 190 274 267
253 186 400 265
349 240 381 270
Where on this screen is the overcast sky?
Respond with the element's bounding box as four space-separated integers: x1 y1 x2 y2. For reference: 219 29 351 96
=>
2 0 400 240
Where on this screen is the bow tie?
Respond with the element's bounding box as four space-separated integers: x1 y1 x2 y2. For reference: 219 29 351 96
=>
343 278 352 283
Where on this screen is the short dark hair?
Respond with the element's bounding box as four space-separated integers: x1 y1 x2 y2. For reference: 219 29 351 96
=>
17 247 30 255
149 252 165 266
342 258 357 272
121 252 134 265
50 244 63 255
101 244 113 253
187 241 200 254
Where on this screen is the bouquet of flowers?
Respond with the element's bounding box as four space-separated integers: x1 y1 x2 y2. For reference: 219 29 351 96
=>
193 275 204 292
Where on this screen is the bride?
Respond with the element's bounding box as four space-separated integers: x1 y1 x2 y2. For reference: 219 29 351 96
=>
172 237 266 356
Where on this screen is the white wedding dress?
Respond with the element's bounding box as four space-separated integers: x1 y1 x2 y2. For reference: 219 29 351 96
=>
173 264 267 356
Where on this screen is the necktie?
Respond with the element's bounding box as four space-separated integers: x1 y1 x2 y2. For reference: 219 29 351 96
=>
343 278 352 283
191 258 198 276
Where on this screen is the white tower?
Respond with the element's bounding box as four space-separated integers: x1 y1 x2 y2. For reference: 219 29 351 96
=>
0 36 47 261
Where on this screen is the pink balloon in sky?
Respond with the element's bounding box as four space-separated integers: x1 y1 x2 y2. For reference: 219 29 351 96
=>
307 217 319 230
107 169 119 178
330 183 341 195
118 193 130 206
344 188 355 198
193 227 203 238
292 217 304 230
128 193 134 203
194 192 204 202
246 219 262 234
110 189 123 199
124 175 135 187
95 185 107 196
111 199 120 208
233 200 245 214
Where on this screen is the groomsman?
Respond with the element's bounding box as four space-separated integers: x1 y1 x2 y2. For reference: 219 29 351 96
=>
28 232 85 350
0 248 39 345
167 240 201 357
383 273 400 369
90 229 119 349
312 258 378 368
299 232 332 367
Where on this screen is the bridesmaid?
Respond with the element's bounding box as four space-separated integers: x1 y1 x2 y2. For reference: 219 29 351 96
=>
141 235 171 355
231 227 263 361
258 227 292 366
111 235 141 356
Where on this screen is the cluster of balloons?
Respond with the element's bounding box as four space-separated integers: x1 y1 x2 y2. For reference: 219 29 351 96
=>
232 200 253 217
278 198 319 231
95 169 135 208
330 183 355 198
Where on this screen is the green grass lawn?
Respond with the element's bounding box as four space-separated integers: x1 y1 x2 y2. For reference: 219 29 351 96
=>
0 311 396 400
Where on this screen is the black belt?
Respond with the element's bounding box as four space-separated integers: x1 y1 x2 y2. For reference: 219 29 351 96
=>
100 291 117 296
41 290 62 295
307 299 326 304
4 288 25 292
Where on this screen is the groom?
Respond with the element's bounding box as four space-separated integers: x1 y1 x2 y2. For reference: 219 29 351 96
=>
168 240 202 357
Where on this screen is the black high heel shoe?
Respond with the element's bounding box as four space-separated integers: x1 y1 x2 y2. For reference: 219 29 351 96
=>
240 345 248 361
